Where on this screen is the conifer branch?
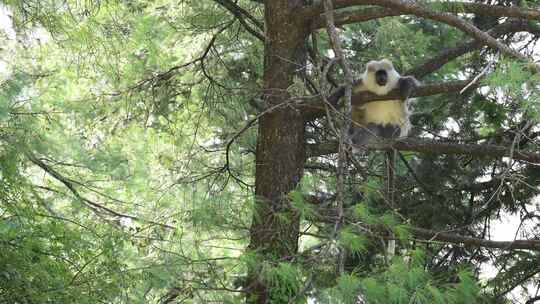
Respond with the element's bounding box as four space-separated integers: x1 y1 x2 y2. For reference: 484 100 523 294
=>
410 227 540 251
307 139 540 164
302 1 540 21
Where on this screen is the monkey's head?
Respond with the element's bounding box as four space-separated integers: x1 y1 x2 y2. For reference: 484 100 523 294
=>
362 59 401 96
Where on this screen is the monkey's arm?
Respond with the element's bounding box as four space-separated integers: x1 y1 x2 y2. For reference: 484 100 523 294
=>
326 79 363 107
398 76 419 100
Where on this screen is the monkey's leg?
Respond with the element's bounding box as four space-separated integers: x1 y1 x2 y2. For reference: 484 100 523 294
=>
348 123 383 147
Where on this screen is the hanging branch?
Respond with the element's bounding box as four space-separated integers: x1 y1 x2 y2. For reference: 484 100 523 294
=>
27 153 175 229
323 0 355 273
310 200 540 251
212 0 265 41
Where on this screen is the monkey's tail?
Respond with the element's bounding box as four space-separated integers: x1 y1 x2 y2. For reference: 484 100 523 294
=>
385 149 396 261
385 149 396 207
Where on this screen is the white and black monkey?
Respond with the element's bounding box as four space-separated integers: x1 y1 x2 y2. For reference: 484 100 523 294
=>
329 59 419 260
350 59 417 145
329 58 419 145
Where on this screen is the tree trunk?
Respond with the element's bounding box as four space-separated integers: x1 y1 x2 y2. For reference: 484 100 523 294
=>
246 1 309 303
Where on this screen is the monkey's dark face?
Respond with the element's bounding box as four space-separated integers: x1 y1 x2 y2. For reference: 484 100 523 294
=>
375 69 388 86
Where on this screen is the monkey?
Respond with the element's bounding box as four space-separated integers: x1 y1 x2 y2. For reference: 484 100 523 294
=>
328 59 419 261
347 59 418 146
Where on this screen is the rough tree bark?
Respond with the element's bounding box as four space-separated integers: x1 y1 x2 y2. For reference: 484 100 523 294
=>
246 1 309 303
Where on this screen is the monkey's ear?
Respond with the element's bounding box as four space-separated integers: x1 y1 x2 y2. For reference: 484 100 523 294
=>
366 61 377 72
380 58 393 69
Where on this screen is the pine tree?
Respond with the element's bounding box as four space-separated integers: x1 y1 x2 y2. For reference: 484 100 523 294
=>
1 0 540 303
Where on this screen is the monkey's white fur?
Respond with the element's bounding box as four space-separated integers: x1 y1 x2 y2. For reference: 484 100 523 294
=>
353 59 411 137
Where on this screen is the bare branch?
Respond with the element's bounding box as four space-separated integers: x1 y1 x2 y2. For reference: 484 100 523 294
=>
363 1 529 62
119 24 232 95
307 138 540 164
410 227 540 251
311 7 399 29
302 1 540 21
323 0 355 272
440 2 540 21
215 0 263 29
213 0 265 41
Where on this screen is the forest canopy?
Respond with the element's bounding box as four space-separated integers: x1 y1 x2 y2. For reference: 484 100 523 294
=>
1 0 540 303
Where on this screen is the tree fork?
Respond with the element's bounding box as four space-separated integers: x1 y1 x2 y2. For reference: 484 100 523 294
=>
246 1 310 303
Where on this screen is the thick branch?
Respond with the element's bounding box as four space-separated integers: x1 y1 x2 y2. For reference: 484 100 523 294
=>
304 1 538 68
307 138 540 164
440 2 540 21
311 7 399 29
410 227 540 251
302 1 540 21
303 80 476 119
351 1 528 62
406 20 537 78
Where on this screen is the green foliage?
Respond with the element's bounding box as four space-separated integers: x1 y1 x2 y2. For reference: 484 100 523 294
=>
374 19 433 66
317 252 479 304
1 0 539 303
289 189 317 220
485 58 540 119
336 274 362 304
356 253 479 304
339 227 368 254
261 262 304 303
353 203 376 225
